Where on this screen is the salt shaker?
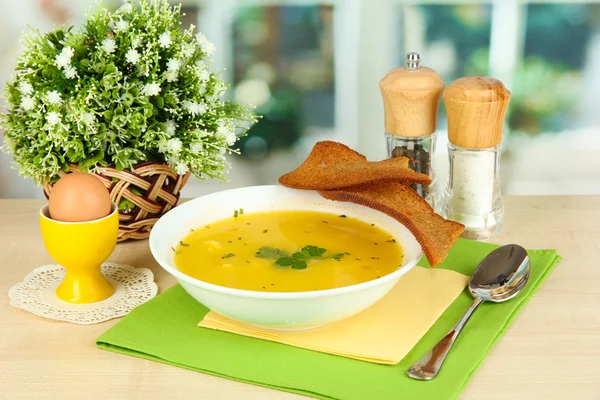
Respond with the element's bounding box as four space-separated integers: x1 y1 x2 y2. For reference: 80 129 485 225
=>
379 52 445 207
439 76 511 241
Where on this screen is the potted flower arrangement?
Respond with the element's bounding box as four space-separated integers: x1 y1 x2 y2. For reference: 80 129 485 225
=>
1 0 255 241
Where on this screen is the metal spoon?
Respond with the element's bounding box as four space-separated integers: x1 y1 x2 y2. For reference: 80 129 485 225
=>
406 244 530 380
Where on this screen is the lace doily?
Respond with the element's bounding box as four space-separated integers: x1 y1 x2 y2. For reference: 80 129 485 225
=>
8 263 158 325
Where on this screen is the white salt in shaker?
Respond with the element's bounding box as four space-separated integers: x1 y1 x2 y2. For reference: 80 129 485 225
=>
439 76 511 241
379 52 445 208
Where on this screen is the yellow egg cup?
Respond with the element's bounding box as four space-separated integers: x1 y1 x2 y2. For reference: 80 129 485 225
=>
39 203 119 304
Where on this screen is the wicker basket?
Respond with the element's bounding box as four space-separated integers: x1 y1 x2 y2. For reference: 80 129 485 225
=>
43 162 191 242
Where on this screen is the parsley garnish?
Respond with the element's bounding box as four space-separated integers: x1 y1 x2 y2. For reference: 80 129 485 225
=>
256 247 289 259
276 257 307 270
259 245 348 270
292 245 327 259
386 239 396 243
233 208 244 218
179 241 190 247
221 253 235 259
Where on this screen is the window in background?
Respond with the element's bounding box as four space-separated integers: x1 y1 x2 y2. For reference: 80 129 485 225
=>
183 4 335 197
499 3 600 195
231 5 335 162
517 3 600 134
401 4 492 125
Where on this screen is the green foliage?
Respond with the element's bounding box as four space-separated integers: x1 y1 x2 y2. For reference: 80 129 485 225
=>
1 0 256 184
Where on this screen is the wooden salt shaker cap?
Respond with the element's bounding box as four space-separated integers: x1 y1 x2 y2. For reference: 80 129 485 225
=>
379 53 445 137
444 76 511 149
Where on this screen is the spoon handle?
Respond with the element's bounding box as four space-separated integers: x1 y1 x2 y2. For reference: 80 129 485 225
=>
407 297 484 380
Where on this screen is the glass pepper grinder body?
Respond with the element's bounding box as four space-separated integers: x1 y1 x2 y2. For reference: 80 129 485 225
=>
387 132 437 201
440 76 511 241
379 52 445 208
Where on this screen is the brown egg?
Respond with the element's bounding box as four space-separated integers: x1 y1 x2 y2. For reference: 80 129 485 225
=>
48 172 112 222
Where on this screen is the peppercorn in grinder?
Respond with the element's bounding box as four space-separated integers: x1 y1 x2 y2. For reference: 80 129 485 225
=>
379 53 445 208
439 76 511 241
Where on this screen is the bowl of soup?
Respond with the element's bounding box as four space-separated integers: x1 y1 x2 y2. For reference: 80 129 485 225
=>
149 185 423 330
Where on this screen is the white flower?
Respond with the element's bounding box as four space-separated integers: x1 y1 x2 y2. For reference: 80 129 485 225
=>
198 129 211 138
167 58 181 72
166 138 182 155
18 81 33 95
164 70 178 83
125 49 140 64
118 19 130 32
158 139 169 153
165 120 177 136
20 96 35 111
214 81 226 95
181 43 195 58
196 32 215 56
119 2 133 13
46 111 61 127
63 65 77 79
142 82 161 96
55 46 74 69
174 160 189 175
131 36 142 49
216 121 236 145
158 31 172 48
46 90 62 105
198 69 210 82
182 100 206 116
82 112 96 125
101 38 116 54
190 141 203 154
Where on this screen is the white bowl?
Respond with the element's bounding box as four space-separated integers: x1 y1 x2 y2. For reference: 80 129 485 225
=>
149 185 423 330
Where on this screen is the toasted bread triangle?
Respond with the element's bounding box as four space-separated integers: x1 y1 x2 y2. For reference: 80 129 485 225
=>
319 182 464 266
279 141 429 190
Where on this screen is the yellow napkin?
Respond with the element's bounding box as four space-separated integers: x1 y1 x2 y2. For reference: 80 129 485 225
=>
199 266 468 364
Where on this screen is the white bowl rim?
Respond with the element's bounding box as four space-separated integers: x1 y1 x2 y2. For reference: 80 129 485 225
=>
150 185 423 300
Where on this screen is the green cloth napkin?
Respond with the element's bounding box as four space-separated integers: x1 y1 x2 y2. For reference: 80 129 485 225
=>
97 239 560 400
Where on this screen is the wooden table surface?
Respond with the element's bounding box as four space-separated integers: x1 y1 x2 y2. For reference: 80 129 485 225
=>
1 197 599 400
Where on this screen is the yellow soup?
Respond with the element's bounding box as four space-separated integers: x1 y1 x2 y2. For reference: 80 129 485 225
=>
174 210 403 292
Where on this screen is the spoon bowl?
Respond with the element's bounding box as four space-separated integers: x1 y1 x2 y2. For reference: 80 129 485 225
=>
407 244 530 380
470 244 530 301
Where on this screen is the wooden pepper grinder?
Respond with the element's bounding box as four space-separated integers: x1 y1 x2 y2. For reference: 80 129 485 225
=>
379 52 445 208
439 76 511 241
